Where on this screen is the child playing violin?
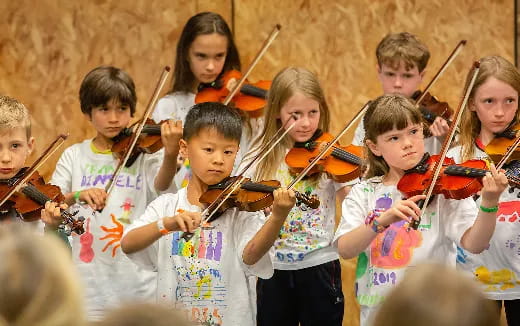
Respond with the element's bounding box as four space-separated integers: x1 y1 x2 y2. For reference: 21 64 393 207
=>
121 102 296 326
334 94 508 326
352 32 450 153
448 55 520 325
152 12 261 188
0 95 69 242
241 67 350 326
44 66 181 320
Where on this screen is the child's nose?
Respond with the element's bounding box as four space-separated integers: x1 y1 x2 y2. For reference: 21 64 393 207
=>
0 150 11 163
394 76 403 88
206 60 215 71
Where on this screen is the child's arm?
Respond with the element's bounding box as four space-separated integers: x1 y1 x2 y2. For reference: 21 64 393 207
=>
121 210 200 254
460 164 508 253
242 188 296 265
337 194 425 259
62 188 107 210
154 120 183 192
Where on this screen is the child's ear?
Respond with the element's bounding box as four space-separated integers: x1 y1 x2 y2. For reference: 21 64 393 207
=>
419 68 426 79
179 139 188 158
365 139 382 157
27 136 35 155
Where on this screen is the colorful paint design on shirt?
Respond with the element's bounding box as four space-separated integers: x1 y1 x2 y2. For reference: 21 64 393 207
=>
172 230 226 326
80 163 143 190
369 195 422 269
99 214 124 257
475 266 520 291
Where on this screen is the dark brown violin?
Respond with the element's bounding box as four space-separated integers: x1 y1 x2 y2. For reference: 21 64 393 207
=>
199 176 320 222
285 130 363 182
0 169 85 235
111 118 163 167
412 91 453 125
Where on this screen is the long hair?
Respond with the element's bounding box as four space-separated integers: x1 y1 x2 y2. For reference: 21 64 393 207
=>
252 67 330 181
171 12 241 93
364 95 425 178
459 55 520 161
0 224 84 326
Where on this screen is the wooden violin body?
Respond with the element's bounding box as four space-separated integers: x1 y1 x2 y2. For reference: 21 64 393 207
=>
397 153 487 200
285 130 363 182
412 91 453 125
485 124 520 164
195 70 271 118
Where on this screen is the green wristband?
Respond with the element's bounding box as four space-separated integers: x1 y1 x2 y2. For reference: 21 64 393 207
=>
73 190 81 203
479 204 498 213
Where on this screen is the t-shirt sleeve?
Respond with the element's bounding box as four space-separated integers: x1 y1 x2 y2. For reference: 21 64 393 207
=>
443 197 478 247
123 194 172 271
233 210 274 279
333 183 369 246
152 97 177 123
50 146 75 193
143 149 178 198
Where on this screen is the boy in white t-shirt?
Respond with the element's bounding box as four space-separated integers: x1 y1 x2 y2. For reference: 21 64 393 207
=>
121 102 296 326
43 66 181 320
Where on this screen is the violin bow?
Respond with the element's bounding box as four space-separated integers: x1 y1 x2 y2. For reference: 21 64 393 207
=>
181 114 299 241
411 61 481 230
496 136 520 170
0 134 68 208
104 66 171 200
286 103 369 189
415 40 467 106
223 24 281 105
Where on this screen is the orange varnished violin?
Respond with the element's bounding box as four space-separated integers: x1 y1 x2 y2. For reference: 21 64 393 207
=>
485 123 520 164
285 130 363 183
196 70 271 118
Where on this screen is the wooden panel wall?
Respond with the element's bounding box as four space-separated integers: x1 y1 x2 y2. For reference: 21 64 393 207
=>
0 1 514 326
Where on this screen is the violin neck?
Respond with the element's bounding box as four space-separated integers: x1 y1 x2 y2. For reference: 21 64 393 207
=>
240 84 268 99
21 184 50 205
330 147 363 165
241 181 276 193
143 125 161 135
443 165 487 178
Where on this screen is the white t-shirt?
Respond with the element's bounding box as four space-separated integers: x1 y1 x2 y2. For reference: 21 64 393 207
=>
448 144 520 300
50 139 168 320
333 177 478 326
352 118 442 154
123 187 273 326
152 92 263 188
242 148 354 270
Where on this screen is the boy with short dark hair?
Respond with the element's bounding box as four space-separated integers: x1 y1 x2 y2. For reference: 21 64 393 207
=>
121 102 296 326
43 65 182 320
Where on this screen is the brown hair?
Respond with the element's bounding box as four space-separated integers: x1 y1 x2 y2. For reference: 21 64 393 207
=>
458 55 520 161
0 224 84 326
372 263 499 326
0 95 32 138
171 12 241 93
79 66 137 116
364 94 425 178
376 32 430 72
251 67 330 181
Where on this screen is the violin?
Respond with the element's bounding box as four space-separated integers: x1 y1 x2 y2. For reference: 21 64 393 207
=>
111 118 163 167
199 176 320 222
0 169 85 235
196 70 271 118
411 91 453 125
485 123 520 164
285 129 363 182
397 153 487 200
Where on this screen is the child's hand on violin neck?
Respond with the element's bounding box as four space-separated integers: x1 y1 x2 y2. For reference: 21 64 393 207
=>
41 201 68 229
271 188 296 220
378 194 426 227
428 117 450 137
78 188 107 211
165 211 201 233
161 119 183 157
480 163 508 205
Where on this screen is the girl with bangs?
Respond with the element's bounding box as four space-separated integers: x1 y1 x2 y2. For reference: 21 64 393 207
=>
242 67 351 326
333 94 508 325
448 55 520 325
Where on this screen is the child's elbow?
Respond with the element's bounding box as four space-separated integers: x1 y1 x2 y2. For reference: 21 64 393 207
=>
120 234 134 254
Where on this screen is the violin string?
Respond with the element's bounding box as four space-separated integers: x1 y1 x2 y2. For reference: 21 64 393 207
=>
287 103 369 189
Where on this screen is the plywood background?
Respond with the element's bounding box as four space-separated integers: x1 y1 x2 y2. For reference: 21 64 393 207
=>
0 1 514 325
